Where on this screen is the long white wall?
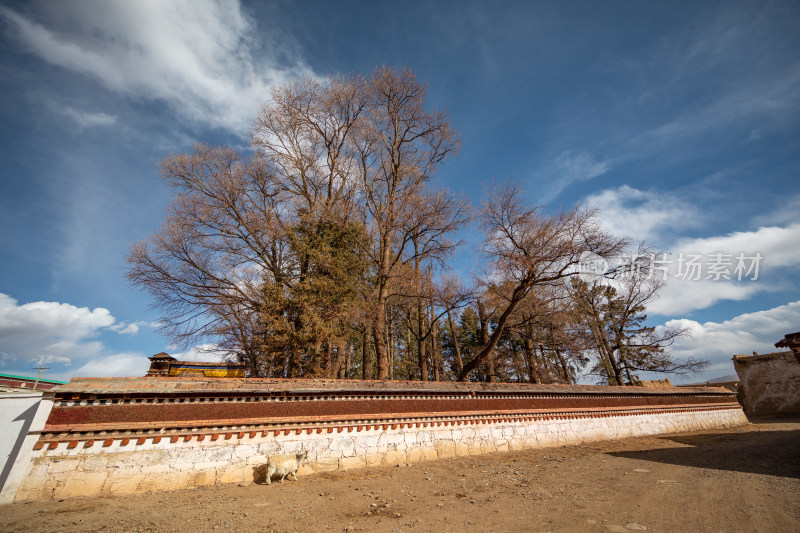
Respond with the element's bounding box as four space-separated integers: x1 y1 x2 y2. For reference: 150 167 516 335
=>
14 406 747 501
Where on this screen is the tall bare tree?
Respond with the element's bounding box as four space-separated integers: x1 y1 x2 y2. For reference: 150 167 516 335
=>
353 66 461 380
458 181 628 381
127 68 463 379
127 145 281 362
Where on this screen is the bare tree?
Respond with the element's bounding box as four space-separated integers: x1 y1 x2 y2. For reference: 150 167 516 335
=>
129 75 372 376
458 181 628 381
127 69 463 380
353 66 461 380
127 145 281 356
570 263 702 385
502 285 586 384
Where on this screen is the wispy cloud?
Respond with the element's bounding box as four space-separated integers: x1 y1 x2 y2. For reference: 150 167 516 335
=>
538 151 611 202
642 65 800 148
0 0 315 134
59 106 117 129
544 4 800 176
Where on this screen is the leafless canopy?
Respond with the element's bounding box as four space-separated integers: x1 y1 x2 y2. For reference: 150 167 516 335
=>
128 67 699 384
457 181 629 381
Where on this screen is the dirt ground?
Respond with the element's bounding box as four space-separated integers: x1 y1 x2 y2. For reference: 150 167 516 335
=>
1 418 798 533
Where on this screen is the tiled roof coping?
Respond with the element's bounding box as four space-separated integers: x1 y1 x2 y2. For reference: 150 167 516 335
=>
53 377 734 396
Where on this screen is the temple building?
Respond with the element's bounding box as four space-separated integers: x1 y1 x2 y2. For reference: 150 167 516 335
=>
145 352 246 378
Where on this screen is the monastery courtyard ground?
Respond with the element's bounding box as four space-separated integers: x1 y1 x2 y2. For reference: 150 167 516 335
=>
1 418 797 533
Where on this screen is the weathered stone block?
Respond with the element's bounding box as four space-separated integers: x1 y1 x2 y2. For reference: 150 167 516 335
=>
193 470 215 487
233 444 257 459
381 449 407 466
137 472 192 493
56 472 108 499
407 448 423 463
310 456 339 472
103 474 142 495
140 462 171 475
435 441 456 458
257 440 281 455
339 456 367 470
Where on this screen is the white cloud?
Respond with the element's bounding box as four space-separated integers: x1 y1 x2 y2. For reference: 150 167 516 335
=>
51 343 230 380
673 224 800 270
539 151 610 202
170 343 227 363
109 322 139 335
586 185 703 244
0 293 115 365
0 293 156 371
63 352 151 379
649 223 800 315
656 300 800 383
585 185 800 315
59 106 117 129
0 0 315 133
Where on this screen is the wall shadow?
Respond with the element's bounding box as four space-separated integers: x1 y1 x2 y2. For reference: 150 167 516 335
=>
0 402 39 493
607 429 800 479
745 415 800 424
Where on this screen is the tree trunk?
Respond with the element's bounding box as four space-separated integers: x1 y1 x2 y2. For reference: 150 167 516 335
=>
539 345 551 372
523 336 539 384
387 307 394 380
338 343 349 379
447 310 464 375
373 283 390 379
417 301 428 381
458 279 532 381
607 350 624 386
477 300 495 382
555 349 572 384
287 313 305 378
624 362 634 386
362 327 373 380
430 304 440 381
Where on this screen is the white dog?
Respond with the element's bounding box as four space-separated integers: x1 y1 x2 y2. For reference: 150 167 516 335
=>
265 451 308 484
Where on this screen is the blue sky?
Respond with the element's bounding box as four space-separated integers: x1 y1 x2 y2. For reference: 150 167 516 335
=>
0 0 798 383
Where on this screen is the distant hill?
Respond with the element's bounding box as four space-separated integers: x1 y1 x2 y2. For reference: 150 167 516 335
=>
690 374 739 385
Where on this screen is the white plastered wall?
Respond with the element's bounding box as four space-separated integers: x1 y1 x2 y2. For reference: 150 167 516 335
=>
13 407 747 501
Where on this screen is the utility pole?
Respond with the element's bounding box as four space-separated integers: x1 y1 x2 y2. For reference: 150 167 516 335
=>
31 366 50 392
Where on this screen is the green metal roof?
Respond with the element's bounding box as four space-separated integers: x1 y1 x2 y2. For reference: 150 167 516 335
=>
0 372 68 384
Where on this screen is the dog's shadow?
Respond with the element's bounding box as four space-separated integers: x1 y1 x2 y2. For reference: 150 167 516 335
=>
252 464 269 485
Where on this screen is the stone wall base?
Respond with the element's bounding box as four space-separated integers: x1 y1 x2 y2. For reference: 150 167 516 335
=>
15 406 747 501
